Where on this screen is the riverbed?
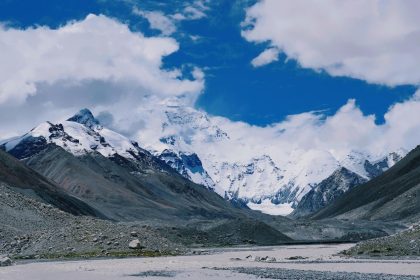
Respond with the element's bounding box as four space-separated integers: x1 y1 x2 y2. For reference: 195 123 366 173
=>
1 244 419 279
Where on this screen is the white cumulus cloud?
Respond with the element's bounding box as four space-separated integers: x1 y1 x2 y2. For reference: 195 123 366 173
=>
133 8 177 36
251 47 280 67
172 0 209 21
1 5 419 178
242 0 420 86
0 14 203 105
122 90 420 169
0 14 204 137
133 0 210 36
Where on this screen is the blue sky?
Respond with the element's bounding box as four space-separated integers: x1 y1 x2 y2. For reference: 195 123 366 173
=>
0 0 415 127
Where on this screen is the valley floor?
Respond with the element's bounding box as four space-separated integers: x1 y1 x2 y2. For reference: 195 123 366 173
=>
1 244 419 280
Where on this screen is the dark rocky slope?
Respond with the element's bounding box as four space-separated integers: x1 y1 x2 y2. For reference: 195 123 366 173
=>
1 143 404 246
313 146 420 222
291 168 367 218
22 144 272 223
7 143 294 246
0 149 101 217
0 147 295 260
343 223 420 257
0 183 183 259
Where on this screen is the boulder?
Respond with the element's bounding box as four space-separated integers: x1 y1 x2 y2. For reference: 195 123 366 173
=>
0 257 12 267
128 239 143 249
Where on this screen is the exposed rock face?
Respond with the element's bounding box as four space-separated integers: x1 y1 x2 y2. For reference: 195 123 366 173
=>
1 136 47 160
290 151 406 218
313 146 420 222
291 168 367 218
67 108 101 129
158 149 215 190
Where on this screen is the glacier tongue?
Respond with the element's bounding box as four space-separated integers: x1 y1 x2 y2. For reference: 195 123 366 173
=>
248 200 294 216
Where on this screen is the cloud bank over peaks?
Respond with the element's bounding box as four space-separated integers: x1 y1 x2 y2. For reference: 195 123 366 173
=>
243 0 420 86
0 14 204 106
0 14 204 138
131 91 420 168
120 94 417 213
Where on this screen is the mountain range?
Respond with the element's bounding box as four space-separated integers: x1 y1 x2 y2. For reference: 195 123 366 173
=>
1 109 262 223
1 107 417 259
118 105 406 216
0 107 406 218
313 145 420 222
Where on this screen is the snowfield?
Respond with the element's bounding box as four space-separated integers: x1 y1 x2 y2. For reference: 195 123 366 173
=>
247 199 294 215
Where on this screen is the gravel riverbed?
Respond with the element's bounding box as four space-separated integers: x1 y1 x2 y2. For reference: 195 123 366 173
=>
1 244 419 280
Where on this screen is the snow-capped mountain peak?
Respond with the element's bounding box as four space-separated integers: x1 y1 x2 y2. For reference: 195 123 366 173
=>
133 105 407 216
67 108 101 129
0 106 407 217
2 110 141 160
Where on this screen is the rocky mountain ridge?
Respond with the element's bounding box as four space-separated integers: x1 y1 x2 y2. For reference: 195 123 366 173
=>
133 105 406 216
0 108 406 217
313 145 420 222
